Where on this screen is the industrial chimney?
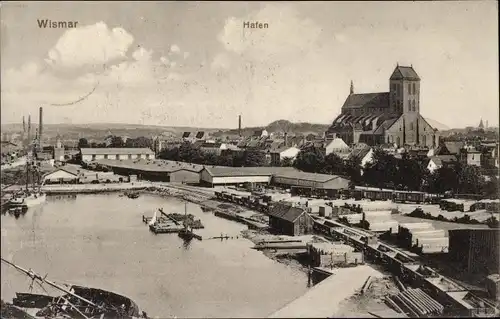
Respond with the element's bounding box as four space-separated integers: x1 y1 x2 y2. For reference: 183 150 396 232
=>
28 115 31 146
38 107 43 149
22 116 26 133
238 115 242 137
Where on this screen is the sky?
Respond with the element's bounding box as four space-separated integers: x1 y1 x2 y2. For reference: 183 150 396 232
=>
1 1 498 129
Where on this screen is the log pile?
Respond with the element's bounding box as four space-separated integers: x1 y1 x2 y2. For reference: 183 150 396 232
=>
387 288 444 317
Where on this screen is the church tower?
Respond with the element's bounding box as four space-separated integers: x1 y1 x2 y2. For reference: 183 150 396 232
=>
389 64 421 115
54 133 65 161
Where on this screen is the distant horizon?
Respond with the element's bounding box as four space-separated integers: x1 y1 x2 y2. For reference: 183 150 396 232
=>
1 118 493 132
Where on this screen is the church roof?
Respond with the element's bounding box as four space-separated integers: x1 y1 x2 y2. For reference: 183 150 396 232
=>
390 66 420 81
342 92 390 109
373 117 400 134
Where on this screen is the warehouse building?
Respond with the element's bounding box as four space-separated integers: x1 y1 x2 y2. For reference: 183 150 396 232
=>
272 171 350 197
80 148 155 162
199 166 298 187
97 159 203 184
268 202 313 236
448 228 500 274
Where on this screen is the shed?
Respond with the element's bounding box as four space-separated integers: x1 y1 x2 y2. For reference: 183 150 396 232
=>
43 167 80 184
268 203 313 236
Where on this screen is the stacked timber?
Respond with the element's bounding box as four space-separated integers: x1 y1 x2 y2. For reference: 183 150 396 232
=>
388 288 444 317
318 205 333 218
364 211 399 234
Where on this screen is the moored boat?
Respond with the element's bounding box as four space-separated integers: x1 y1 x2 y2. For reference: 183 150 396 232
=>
9 192 46 208
1 257 149 319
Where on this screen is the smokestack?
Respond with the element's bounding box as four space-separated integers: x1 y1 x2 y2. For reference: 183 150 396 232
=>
28 115 31 146
238 115 242 137
23 116 26 133
38 107 43 149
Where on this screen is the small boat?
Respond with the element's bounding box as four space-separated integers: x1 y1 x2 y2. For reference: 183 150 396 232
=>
125 191 140 199
177 203 202 241
9 192 46 208
147 210 183 234
1 257 149 319
8 206 28 218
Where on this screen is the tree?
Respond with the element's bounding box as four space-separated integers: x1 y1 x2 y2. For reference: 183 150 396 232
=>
322 153 345 175
398 153 427 191
486 216 499 228
280 157 294 167
293 147 325 173
217 153 234 166
344 157 363 184
362 149 399 188
482 176 499 199
457 164 484 194
109 136 124 148
242 150 267 167
126 136 153 148
78 138 89 148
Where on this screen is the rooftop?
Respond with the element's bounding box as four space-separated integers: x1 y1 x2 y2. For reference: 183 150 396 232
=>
268 203 306 223
202 166 298 177
95 158 204 173
80 148 154 155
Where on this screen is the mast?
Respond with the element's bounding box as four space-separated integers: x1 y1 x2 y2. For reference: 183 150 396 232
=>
1 257 101 309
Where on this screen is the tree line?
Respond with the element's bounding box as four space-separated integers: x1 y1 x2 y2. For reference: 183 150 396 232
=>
158 142 268 167
294 146 498 197
78 136 153 149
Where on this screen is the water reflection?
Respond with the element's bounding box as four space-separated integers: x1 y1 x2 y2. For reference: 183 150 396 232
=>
1 193 308 318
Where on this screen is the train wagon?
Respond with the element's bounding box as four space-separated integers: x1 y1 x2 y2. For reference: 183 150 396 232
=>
393 190 426 204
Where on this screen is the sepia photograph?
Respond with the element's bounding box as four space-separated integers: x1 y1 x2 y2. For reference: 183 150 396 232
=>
1 1 499 318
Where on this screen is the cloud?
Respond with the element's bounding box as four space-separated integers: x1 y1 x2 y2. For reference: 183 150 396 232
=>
170 44 181 54
217 4 322 60
211 53 231 70
1 22 189 124
46 22 134 69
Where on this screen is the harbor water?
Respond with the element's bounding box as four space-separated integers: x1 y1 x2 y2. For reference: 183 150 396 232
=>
1 193 308 318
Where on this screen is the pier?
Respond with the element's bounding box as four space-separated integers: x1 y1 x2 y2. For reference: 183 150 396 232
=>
269 265 384 318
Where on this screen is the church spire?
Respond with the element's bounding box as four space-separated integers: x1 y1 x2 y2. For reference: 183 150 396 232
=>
479 118 484 129
350 80 354 95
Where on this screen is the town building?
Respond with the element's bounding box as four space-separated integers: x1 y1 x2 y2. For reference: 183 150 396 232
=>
199 142 239 156
435 141 465 156
97 159 203 183
348 143 374 168
326 65 439 148
80 148 155 162
458 145 482 167
448 228 499 274
272 171 350 192
43 167 81 184
325 138 350 158
268 202 313 236
480 142 499 168
199 166 297 187
268 146 300 166
253 129 269 138
53 134 65 162
426 155 458 172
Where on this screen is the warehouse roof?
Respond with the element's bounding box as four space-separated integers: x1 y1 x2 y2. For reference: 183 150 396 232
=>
273 171 348 183
202 166 298 177
268 203 307 223
95 159 203 173
80 148 154 155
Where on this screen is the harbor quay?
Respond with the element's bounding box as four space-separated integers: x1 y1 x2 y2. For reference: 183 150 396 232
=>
2 158 499 317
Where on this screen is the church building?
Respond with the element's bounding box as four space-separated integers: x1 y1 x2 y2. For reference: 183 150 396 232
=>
326 65 439 148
